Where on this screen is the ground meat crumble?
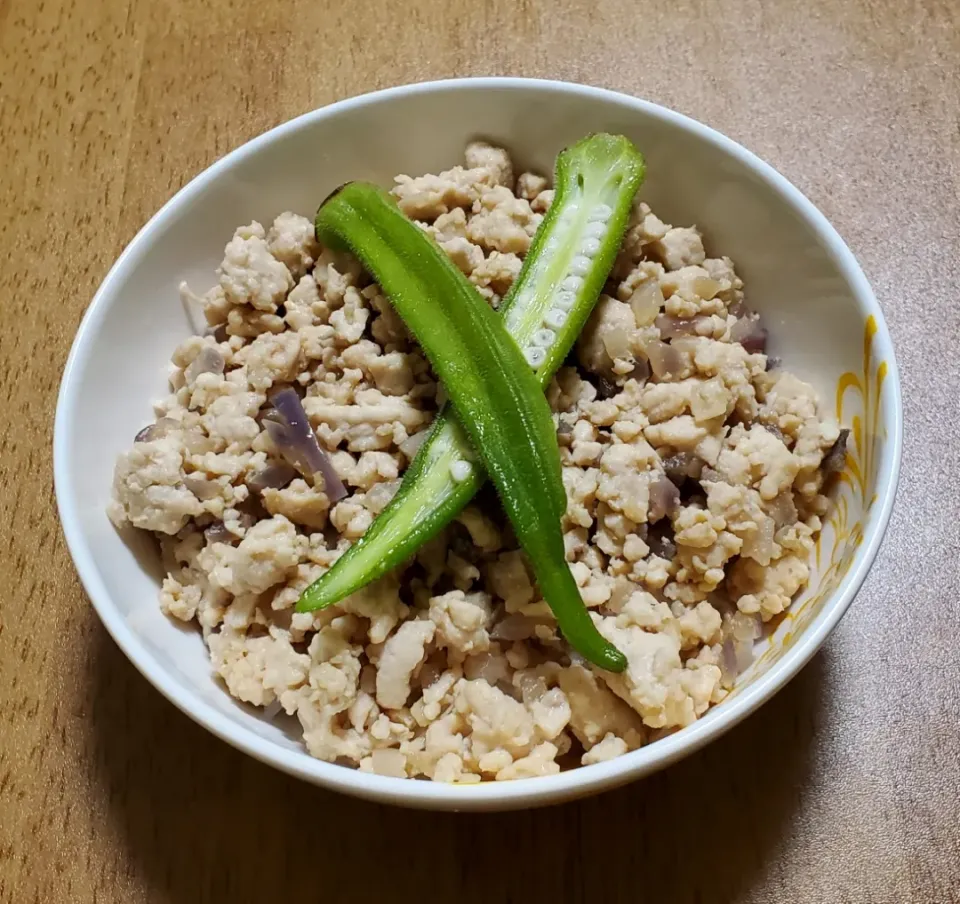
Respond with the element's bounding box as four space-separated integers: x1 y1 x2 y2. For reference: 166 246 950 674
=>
110 142 843 782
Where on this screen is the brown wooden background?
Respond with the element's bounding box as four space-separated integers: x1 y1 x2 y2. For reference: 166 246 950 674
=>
1 0 959 901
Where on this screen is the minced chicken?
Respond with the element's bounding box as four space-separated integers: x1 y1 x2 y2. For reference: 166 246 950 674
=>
109 142 844 782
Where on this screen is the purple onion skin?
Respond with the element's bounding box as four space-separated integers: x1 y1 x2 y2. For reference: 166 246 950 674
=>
730 314 767 354
133 417 177 443
822 428 850 473
205 521 233 544
655 314 708 340
741 328 768 354
721 638 739 680
648 475 680 523
630 356 651 384
265 388 348 501
185 347 225 383
246 461 298 494
662 452 700 483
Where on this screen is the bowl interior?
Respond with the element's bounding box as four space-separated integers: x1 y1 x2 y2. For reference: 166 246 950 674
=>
56 80 899 807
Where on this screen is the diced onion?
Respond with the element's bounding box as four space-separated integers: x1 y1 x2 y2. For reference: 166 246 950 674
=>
766 492 798 529
601 327 631 360
184 346 225 384
730 314 767 353
741 517 776 566
644 338 684 378
648 473 681 522
179 283 209 336
263 388 348 502
628 280 663 326
245 461 298 493
398 429 429 461
370 749 407 778
720 611 763 685
656 313 709 340
183 475 222 500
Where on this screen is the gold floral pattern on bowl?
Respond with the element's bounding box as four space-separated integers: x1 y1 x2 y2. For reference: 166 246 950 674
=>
728 315 889 691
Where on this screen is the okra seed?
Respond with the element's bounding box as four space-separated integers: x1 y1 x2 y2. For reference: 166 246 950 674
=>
525 346 547 367
449 460 472 482
589 203 613 222
570 255 591 276
585 221 606 239
533 328 556 348
544 308 568 329
561 276 583 293
582 238 601 255
554 290 575 310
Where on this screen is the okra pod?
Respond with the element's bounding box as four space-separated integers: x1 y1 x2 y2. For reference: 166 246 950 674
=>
300 136 645 671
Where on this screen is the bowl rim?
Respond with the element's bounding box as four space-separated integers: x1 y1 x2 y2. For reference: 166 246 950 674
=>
54 76 903 810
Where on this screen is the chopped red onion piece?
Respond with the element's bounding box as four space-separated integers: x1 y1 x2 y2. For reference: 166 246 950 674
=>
601 327 632 361
720 637 739 682
179 284 209 336
496 678 523 701
719 611 763 684
491 614 542 642
741 517 776 566
648 473 680 523
629 356 651 384
822 429 850 473
644 338 684 379
264 388 348 502
262 699 284 722
133 417 178 443
398 429 429 460
185 346 225 384
767 492 799 529
229 511 259 535
205 521 233 544
183 474 222 500
628 279 664 326
181 430 215 456
246 461 298 493
655 313 708 340
365 480 400 514
730 314 768 354
700 466 722 484
464 652 510 686
661 452 701 483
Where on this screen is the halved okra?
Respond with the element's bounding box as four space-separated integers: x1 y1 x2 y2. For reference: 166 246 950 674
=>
299 135 646 671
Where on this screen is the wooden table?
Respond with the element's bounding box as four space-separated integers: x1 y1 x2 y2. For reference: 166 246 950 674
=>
2 0 958 900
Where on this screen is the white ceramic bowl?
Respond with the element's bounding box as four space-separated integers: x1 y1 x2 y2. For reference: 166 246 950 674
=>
54 78 902 811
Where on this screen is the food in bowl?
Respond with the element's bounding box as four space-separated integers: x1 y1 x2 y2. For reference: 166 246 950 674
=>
108 134 847 782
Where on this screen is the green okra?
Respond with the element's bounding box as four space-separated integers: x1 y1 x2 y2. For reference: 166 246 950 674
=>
305 179 625 670
299 135 646 671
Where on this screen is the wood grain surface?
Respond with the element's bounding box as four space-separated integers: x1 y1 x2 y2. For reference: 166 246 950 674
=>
1 0 959 901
